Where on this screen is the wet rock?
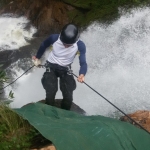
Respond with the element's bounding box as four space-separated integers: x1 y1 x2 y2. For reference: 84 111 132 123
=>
31 144 56 150
0 50 18 69
120 110 150 132
38 99 86 115
0 35 47 69
39 99 86 115
22 99 86 115
0 0 74 36
0 49 31 69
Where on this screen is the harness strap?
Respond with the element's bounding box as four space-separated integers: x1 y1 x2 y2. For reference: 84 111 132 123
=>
45 61 71 72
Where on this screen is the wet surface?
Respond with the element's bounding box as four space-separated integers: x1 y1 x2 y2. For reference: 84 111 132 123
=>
0 35 48 69
24 99 86 115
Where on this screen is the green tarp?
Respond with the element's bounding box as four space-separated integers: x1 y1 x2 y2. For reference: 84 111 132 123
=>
14 103 150 150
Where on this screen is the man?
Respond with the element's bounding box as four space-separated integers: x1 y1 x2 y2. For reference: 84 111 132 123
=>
32 23 87 110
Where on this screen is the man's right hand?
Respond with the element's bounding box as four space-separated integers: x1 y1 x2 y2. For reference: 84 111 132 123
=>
32 56 41 67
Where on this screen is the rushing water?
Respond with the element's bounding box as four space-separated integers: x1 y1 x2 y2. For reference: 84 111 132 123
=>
2 7 150 117
0 14 36 50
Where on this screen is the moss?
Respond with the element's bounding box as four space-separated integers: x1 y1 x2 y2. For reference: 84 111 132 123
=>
63 0 150 27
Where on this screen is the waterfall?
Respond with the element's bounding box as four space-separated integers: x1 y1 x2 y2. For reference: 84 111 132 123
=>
2 7 150 117
0 15 36 50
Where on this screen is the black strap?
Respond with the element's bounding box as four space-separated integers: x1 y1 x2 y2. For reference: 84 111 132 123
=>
45 61 71 71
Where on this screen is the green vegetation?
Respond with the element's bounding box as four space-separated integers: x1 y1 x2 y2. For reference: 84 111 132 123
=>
0 66 49 149
62 0 150 27
0 104 52 150
0 64 14 104
0 104 36 150
0 64 8 89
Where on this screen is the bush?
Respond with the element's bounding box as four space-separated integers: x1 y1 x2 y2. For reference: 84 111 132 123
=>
0 104 37 150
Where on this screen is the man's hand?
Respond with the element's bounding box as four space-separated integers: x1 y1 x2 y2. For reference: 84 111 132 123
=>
32 56 41 67
77 74 85 83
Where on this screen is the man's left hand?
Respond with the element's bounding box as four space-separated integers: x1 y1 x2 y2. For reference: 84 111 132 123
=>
77 74 85 83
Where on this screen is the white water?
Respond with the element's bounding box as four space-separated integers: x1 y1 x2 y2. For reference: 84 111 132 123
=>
0 15 36 50
3 7 150 117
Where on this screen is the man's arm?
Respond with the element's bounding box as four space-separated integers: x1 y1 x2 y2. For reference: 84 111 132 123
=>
36 34 59 59
77 40 87 82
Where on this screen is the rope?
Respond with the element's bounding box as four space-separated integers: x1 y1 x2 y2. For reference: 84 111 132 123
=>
72 73 150 135
0 65 35 91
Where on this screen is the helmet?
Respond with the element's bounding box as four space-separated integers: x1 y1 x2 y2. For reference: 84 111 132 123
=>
60 23 79 44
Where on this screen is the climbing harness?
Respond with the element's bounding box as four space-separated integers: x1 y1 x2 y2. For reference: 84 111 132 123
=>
45 61 71 72
0 64 150 134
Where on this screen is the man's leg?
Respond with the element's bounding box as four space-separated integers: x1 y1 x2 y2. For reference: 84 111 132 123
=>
41 71 58 106
60 74 76 110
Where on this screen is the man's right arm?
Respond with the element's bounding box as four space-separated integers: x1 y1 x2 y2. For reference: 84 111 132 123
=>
36 34 59 59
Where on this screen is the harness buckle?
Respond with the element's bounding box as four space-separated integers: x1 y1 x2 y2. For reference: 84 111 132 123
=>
67 68 73 75
46 67 51 72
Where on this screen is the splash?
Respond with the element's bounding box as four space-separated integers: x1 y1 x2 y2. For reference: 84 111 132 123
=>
75 7 150 116
0 14 37 50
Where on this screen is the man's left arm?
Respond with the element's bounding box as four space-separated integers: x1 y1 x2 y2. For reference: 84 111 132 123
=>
77 40 87 83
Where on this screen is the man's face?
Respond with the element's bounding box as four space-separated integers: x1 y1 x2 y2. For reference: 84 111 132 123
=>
63 43 73 48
